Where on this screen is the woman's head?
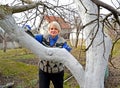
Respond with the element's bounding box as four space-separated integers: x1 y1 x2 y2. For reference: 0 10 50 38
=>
48 21 61 37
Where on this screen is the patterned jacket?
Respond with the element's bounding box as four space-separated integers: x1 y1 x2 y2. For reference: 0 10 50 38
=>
35 34 71 73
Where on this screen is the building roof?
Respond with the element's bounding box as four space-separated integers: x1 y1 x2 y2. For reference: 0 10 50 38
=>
44 16 71 29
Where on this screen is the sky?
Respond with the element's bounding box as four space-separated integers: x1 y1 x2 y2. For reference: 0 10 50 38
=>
0 0 118 6
0 0 119 14
100 0 119 14
0 0 73 5
0 0 118 20
0 0 76 29
0 0 119 28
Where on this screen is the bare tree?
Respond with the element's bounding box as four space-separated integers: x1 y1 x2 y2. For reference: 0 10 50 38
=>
74 0 119 88
0 28 7 52
70 14 83 48
0 0 119 88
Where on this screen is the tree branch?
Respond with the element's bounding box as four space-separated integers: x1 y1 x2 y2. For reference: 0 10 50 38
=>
11 1 44 13
91 0 120 25
91 0 120 15
0 5 85 88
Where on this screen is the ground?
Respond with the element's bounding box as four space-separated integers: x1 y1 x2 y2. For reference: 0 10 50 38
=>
105 56 120 88
0 56 120 88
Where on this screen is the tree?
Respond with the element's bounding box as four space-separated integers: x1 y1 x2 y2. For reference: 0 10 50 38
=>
69 14 83 48
74 0 119 87
0 0 119 88
0 28 7 52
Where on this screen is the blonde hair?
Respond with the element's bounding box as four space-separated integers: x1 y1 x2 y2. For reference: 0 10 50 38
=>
48 21 61 32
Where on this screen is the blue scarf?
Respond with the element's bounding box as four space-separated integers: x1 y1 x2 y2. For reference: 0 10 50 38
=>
49 35 59 47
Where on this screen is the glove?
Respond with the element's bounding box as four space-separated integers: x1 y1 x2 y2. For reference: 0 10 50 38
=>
25 30 34 37
62 42 72 52
22 24 34 37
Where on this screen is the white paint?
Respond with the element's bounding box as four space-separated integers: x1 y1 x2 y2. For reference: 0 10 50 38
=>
0 13 85 87
74 0 112 88
0 1 114 88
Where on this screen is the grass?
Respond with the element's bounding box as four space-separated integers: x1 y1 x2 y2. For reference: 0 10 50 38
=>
0 48 79 88
0 48 38 87
0 39 120 88
112 40 120 57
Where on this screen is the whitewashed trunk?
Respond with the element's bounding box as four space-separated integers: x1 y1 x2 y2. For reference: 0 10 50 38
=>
74 0 112 88
0 8 85 88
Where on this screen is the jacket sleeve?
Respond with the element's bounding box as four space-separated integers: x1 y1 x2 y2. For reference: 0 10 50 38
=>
62 42 72 52
34 34 43 43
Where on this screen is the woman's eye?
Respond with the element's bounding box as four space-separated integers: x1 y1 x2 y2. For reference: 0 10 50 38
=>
55 28 58 30
50 28 53 30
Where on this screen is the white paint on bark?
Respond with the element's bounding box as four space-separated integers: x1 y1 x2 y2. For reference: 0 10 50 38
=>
0 14 85 87
74 0 112 88
0 1 113 87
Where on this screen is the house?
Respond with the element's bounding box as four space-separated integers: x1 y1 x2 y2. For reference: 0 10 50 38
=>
39 15 71 39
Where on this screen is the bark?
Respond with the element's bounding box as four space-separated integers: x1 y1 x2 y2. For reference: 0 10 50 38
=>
0 5 85 88
91 0 120 15
91 0 120 25
0 0 114 87
3 33 7 52
75 0 112 88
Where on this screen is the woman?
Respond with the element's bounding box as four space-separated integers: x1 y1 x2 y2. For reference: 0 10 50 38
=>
25 21 71 88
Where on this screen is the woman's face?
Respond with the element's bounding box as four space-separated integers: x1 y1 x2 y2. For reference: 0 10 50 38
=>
48 24 59 38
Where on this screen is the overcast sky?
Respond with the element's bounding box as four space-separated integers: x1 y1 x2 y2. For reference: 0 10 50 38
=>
0 0 118 13
0 0 118 6
0 0 119 28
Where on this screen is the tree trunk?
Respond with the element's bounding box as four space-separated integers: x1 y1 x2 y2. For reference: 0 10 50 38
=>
0 5 85 88
74 32 79 48
0 0 113 87
3 33 7 52
74 0 112 88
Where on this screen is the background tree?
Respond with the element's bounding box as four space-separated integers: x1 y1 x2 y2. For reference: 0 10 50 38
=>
70 14 83 48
